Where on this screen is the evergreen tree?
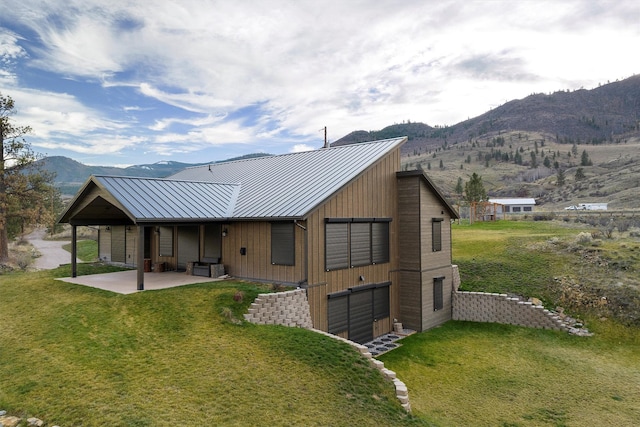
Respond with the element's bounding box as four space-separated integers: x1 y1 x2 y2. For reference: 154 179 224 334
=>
0 93 58 261
556 169 566 187
464 172 487 203
575 167 586 181
455 177 464 195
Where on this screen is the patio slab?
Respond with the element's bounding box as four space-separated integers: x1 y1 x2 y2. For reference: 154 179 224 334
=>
57 270 223 294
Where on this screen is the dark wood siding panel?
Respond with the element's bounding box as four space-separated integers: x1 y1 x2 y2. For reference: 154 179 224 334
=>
432 219 442 252
397 176 421 270
350 222 371 267
271 222 295 266
399 270 422 331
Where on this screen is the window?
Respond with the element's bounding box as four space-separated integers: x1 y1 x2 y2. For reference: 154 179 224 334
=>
432 218 443 252
203 223 222 260
372 222 390 264
327 292 349 334
505 206 511 213
325 222 349 270
373 285 390 320
512 206 522 212
325 218 390 271
159 226 173 257
433 277 444 311
523 206 532 212
350 222 371 267
271 222 295 265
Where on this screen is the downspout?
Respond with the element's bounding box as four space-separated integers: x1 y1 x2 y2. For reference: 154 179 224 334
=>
294 220 308 288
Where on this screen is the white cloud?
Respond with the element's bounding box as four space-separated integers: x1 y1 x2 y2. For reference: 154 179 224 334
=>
1 0 639 165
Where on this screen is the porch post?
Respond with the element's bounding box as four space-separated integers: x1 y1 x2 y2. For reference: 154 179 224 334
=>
71 225 77 278
137 225 145 290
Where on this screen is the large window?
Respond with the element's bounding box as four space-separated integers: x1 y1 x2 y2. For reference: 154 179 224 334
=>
325 218 390 271
271 222 295 266
327 282 391 336
432 218 443 252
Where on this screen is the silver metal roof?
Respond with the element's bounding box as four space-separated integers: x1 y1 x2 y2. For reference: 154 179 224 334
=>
59 137 406 223
169 137 406 219
488 198 536 205
94 176 240 221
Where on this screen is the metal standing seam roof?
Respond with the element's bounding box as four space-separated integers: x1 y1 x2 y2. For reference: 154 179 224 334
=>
488 198 536 205
169 137 407 219
93 176 241 221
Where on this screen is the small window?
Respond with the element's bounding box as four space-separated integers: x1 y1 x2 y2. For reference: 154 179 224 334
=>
523 206 532 212
271 222 295 265
505 206 511 213
513 206 522 212
432 219 443 252
433 277 444 311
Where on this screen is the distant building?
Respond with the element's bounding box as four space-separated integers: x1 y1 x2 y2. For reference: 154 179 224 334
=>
488 198 536 214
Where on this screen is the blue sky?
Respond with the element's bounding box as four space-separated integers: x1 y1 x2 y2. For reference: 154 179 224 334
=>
1 0 639 167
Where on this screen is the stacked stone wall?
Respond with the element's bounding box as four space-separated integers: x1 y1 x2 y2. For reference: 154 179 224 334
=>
243 289 313 328
452 291 568 331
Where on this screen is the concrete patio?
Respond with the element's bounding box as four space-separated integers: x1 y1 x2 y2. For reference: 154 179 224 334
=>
57 270 224 295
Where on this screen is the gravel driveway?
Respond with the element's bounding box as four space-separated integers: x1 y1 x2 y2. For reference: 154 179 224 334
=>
25 228 81 269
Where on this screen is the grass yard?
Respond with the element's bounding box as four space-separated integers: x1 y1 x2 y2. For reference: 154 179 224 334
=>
378 219 640 426
0 265 424 427
380 320 640 426
62 239 98 262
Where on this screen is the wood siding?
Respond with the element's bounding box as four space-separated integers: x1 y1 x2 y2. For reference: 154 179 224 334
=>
305 147 400 333
220 221 306 284
125 227 137 266
397 173 455 332
98 226 111 262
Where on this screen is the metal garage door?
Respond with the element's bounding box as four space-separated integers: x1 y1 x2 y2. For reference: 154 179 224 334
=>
349 289 374 343
177 226 199 270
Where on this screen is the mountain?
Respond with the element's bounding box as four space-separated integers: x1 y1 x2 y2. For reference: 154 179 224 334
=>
334 75 640 210
40 153 272 196
334 75 640 155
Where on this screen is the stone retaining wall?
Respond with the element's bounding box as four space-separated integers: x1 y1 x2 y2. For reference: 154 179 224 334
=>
452 291 568 331
243 288 313 328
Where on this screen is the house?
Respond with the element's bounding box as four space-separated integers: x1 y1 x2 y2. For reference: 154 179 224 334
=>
58 137 459 343
488 198 536 214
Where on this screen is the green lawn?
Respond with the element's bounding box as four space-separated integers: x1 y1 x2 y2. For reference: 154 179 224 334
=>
0 265 423 427
62 239 98 262
380 320 640 427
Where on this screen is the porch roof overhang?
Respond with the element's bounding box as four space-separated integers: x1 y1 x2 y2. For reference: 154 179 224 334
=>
58 175 241 226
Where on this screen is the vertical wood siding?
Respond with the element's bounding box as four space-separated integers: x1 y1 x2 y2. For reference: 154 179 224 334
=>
125 227 137 266
305 147 400 334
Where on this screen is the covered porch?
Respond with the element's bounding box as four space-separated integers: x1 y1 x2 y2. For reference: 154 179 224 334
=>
57 270 224 295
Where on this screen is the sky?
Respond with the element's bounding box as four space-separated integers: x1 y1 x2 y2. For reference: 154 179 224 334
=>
1 1 639 167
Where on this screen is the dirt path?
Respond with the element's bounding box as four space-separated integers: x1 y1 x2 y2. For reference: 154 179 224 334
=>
25 228 81 270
